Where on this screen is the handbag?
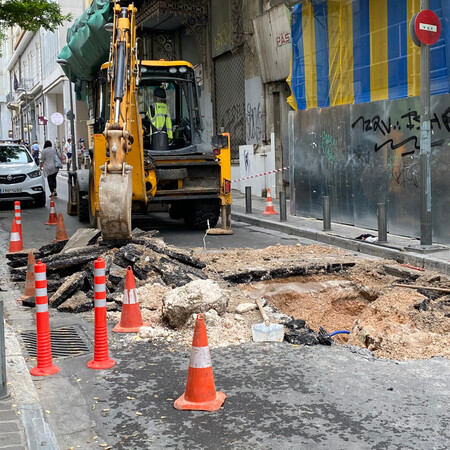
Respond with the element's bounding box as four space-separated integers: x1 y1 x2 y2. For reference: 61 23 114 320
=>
54 152 63 169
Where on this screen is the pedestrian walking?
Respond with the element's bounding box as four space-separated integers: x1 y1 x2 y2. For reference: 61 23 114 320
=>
64 138 72 170
30 141 40 165
40 140 61 197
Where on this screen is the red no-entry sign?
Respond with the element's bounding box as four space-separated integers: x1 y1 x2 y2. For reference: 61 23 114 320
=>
412 9 441 46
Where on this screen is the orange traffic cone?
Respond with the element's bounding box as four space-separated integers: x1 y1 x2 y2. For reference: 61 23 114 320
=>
174 314 226 411
87 257 115 370
53 213 68 242
45 196 58 225
30 260 60 376
113 266 150 333
263 188 278 215
18 251 36 302
14 201 22 239
9 219 23 252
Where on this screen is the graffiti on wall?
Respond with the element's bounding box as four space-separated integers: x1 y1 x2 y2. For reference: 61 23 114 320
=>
214 22 231 52
320 131 336 165
245 77 263 144
246 102 262 142
351 107 450 155
291 95 450 243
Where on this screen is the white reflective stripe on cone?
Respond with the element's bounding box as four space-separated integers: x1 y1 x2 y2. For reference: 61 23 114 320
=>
36 303 48 313
95 299 107 308
35 288 47 297
189 346 212 369
123 289 138 305
35 272 46 281
94 283 106 292
10 232 20 240
94 268 104 277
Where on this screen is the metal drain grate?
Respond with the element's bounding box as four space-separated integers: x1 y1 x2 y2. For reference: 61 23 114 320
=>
21 325 91 358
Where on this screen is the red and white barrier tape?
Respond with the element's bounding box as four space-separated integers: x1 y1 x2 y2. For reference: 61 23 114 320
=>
232 166 289 183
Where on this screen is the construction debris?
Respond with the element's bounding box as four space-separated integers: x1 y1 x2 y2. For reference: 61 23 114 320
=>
162 279 228 328
6 231 450 360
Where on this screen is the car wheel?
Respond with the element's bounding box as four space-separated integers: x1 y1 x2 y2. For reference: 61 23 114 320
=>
33 192 46 207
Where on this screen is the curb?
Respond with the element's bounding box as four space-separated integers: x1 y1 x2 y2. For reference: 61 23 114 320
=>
1 237 60 449
231 211 450 276
4 320 60 450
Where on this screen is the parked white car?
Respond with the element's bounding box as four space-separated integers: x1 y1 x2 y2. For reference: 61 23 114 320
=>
0 141 46 207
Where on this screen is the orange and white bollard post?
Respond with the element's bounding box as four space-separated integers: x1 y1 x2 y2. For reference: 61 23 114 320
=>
14 201 22 239
174 314 226 411
87 257 115 370
30 260 60 376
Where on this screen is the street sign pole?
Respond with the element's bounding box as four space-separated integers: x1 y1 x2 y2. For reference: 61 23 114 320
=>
419 0 432 246
407 5 446 252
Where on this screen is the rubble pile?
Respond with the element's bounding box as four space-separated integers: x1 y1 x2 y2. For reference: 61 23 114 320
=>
6 230 346 349
6 230 209 314
11 232 450 358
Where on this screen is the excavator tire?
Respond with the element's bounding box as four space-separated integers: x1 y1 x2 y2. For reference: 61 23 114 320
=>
76 178 89 222
184 199 220 230
88 165 98 229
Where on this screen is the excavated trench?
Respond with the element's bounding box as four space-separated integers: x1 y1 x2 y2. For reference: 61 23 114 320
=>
239 268 450 360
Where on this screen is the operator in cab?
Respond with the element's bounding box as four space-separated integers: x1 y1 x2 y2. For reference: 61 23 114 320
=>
145 87 173 150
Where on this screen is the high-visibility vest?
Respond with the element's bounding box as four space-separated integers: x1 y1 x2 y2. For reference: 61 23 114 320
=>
147 102 173 139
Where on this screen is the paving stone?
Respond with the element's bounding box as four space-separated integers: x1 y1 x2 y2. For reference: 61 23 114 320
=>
0 410 17 421
0 421 19 432
0 432 22 447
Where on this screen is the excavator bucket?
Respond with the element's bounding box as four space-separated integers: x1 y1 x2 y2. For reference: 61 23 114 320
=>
98 169 133 240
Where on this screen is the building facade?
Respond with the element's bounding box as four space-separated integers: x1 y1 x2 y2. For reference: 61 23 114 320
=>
5 0 90 153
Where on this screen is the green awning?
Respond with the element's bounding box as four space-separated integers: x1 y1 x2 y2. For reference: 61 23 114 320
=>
58 0 113 84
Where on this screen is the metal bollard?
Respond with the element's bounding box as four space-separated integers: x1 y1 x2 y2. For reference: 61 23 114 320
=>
0 300 8 399
377 203 388 243
322 196 331 231
280 191 287 222
245 186 252 214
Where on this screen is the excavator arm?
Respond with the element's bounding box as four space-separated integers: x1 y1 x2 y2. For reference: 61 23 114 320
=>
98 2 138 240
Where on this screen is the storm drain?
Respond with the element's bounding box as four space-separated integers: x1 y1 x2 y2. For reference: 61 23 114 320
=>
21 325 91 358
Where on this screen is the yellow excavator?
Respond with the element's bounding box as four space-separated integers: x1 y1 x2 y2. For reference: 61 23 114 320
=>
75 3 232 240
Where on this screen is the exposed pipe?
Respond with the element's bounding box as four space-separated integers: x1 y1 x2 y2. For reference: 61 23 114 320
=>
329 330 350 337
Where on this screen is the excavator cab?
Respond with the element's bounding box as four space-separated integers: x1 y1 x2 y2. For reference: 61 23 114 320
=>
138 61 203 154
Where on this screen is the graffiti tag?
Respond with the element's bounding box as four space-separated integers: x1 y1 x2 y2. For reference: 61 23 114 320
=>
214 22 231 52
320 131 336 165
246 102 262 142
391 161 419 188
351 107 450 154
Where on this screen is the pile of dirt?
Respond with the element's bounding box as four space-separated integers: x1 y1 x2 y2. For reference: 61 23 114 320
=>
112 243 450 360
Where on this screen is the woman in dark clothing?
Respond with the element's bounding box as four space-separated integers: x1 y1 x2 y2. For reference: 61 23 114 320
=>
39 140 59 197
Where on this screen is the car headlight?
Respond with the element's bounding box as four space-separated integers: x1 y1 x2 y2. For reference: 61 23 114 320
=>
28 169 41 179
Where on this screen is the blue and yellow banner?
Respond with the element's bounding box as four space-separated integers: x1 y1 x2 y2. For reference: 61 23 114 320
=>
288 0 449 110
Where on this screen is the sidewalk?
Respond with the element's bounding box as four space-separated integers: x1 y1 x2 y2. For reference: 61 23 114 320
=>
230 190 450 276
1 245 59 450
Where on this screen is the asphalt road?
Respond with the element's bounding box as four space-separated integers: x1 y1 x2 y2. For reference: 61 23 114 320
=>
1 175 450 449
0 173 313 251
